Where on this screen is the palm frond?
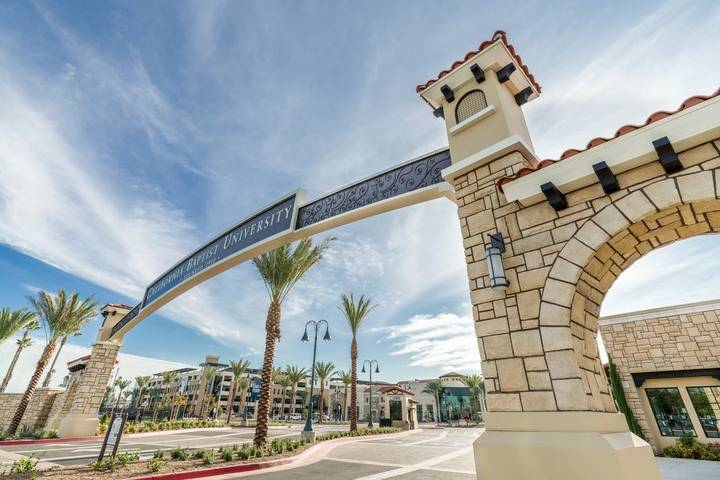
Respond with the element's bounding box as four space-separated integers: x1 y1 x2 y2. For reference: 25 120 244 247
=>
0 308 38 343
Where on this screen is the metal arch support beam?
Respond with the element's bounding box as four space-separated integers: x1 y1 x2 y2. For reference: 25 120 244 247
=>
107 148 453 341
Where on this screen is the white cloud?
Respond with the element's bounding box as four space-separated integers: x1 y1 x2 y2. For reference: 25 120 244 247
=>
0 336 191 393
374 312 481 375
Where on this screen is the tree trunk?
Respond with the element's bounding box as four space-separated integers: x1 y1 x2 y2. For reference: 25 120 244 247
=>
343 385 349 421
42 335 67 388
280 387 287 419
7 340 57 436
290 384 298 414
238 388 247 419
226 380 237 424
0 328 30 393
254 301 280 446
318 383 325 423
350 336 358 432
133 387 144 411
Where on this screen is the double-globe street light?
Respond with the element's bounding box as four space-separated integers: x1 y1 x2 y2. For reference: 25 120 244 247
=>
301 319 331 441
362 360 380 428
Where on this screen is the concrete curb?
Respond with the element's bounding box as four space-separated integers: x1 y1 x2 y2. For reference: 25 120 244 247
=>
0 427 237 446
129 430 419 480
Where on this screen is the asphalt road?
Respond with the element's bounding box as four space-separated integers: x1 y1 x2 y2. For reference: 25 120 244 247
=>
1 424 347 467
236 427 481 480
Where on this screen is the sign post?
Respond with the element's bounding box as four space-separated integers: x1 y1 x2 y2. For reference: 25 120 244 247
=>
98 411 127 462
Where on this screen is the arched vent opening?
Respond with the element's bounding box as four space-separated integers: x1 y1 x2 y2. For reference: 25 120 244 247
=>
455 89 488 124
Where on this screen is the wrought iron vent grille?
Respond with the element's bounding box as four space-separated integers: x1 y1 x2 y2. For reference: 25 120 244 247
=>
455 90 487 123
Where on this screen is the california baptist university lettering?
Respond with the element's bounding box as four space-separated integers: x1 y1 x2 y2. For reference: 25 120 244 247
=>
143 195 296 307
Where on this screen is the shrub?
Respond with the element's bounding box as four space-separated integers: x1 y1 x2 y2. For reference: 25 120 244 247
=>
11 455 39 478
149 458 164 472
103 458 118 472
664 436 720 461
90 459 103 471
170 447 189 461
201 449 214 465
221 447 234 462
153 449 165 459
116 451 139 466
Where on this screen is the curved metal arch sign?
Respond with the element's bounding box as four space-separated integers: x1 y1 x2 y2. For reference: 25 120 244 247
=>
109 148 451 340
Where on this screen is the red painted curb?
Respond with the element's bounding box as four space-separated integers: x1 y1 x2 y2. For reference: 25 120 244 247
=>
0 435 102 446
130 457 294 480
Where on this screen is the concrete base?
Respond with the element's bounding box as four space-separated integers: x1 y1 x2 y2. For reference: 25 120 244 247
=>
475 412 661 480
301 430 316 443
57 414 99 438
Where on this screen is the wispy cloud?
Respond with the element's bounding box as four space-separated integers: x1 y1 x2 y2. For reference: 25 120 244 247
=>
374 312 481 374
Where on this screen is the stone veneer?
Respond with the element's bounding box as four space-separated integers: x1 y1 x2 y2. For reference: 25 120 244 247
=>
451 137 720 414
600 301 720 451
0 387 65 431
63 342 120 417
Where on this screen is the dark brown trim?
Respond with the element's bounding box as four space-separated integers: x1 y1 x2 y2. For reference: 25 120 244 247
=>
632 368 720 387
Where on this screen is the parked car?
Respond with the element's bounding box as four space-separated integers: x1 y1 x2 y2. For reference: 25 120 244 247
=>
289 413 302 421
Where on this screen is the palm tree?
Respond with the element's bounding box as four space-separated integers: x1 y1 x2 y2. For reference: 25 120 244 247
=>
113 377 131 413
338 370 352 421
226 359 250 424
0 308 37 344
1 319 40 393
7 290 96 436
162 371 178 419
42 332 81 388
149 387 162 421
461 374 485 423
236 377 251 420
133 376 151 412
423 380 444 424
277 373 292 419
285 366 308 415
199 366 218 419
251 237 332 446
314 361 335 422
338 293 376 432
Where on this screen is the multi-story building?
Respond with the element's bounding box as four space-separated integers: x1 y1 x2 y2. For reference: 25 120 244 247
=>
599 299 720 453
399 372 482 422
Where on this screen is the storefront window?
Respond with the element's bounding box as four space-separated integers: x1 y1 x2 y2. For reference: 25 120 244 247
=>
646 388 695 437
687 386 720 438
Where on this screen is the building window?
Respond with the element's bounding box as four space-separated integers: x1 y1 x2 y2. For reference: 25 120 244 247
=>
646 388 696 437
455 90 487 124
687 386 720 438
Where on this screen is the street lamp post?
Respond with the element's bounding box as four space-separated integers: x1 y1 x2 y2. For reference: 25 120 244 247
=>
301 319 331 442
361 360 379 428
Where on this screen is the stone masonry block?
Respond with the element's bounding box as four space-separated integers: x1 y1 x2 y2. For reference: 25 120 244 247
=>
539 302 571 326
615 191 657 223
677 171 715 203
483 334 514 359
541 327 574 351
511 329 544 356
575 220 610 250
542 278 575 307
546 349 582 379
593 204 628 236
553 378 590 411
497 358 529 392
517 290 541 320
644 179 681 210
520 391 557 411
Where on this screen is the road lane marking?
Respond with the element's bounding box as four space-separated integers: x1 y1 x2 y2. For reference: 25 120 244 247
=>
325 457 476 475
350 446 473 479
403 431 448 445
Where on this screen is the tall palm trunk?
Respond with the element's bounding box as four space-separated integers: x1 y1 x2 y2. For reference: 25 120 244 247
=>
238 388 248 419
226 380 237 424
254 301 280 446
0 328 30 393
7 340 56 435
42 335 67 388
318 383 325 423
343 384 349 421
350 335 358 432
290 384 298 414
280 387 287 419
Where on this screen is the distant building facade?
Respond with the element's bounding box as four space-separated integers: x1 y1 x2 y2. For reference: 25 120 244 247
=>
399 372 483 422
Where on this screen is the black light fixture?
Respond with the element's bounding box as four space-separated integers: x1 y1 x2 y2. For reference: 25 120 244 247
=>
541 182 568 211
433 107 445 119
486 233 509 290
470 63 485 83
496 63 516 83
440 84 455 102
323 327 331 342
653 136 683 174
301 330 309 343
592 161 620 194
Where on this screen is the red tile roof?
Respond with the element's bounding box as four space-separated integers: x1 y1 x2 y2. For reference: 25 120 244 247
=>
364 385 414 396
102 303 135 310
496 87 720 192
416 30 541 95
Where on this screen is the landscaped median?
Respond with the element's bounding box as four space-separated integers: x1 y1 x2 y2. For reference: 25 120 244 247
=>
10 427 406 479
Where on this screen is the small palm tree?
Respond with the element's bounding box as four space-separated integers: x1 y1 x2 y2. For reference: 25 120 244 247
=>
114 377 131 412
285 366 308 415
314 361 335 422
461 374 485 423
423 380 444 424
1 319 40 393
236 377 251 420
200 366 218 419
277 373 293 419
0 308 37 344
252 237 332 446
339 293 376 432
7 290 96 436
338 370 352 421
134 376 151 411
226 359 250 424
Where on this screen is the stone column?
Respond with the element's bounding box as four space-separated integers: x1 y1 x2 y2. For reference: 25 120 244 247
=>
57 305 129 437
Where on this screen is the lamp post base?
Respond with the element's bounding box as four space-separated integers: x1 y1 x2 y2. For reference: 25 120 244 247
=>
474 412 660 480
301 430 316 443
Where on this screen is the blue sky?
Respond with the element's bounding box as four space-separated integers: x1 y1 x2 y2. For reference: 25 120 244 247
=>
1 1 720 389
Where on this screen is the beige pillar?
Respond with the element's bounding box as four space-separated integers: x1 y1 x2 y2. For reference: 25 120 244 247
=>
417 33 660 479
57 304 129 437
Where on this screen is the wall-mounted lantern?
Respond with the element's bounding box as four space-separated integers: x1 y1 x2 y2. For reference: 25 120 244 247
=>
486 232 509 290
